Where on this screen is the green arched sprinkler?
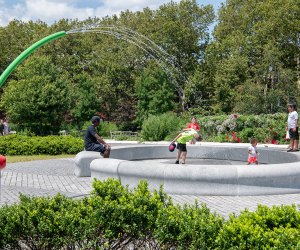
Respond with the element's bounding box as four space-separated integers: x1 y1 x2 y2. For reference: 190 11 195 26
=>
0 26 180 89
0 31 67 88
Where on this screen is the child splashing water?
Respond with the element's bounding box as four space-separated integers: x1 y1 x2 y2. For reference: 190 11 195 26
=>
247 138 258 165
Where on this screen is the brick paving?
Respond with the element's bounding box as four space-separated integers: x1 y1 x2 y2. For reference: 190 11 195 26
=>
1 157 300 218
0 159 93 206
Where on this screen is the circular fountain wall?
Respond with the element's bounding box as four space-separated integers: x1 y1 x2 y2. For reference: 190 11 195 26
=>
90 145 300 196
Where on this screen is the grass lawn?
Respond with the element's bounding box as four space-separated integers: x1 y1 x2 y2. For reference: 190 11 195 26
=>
6 155 76 163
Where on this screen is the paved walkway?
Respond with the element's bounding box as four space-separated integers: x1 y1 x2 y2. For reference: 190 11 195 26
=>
1 156 300 218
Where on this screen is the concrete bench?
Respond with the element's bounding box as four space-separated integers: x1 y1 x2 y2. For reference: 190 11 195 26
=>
74 151 102 177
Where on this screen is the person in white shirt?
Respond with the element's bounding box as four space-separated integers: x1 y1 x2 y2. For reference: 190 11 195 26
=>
247 138 258 165
287 103 299 152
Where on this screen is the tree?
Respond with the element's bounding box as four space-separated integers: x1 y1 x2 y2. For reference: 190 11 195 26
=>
135 63 176 125
209 0 300 113
0 55 72 134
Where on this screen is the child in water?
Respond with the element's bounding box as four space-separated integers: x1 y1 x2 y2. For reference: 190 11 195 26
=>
247 138 258 165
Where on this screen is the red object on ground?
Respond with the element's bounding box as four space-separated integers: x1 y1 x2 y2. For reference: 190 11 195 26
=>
0 155 6 170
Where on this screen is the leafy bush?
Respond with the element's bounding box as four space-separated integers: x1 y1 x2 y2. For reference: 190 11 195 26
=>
141 112 184 141
0 134 83 155
82 120 118 137
0 194 95 250
194 113 287 143
0 179 300 249
140 112 287 143
89 179 172 247
216 205 300 249
155 202 224 249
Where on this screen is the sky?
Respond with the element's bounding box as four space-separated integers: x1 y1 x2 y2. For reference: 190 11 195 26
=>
0 0 224 27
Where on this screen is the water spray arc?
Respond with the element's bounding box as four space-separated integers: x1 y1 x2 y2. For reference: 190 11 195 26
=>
0 26 183 93
67 25 184 91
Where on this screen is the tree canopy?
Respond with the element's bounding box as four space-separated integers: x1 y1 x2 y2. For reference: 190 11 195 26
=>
0 0 299 134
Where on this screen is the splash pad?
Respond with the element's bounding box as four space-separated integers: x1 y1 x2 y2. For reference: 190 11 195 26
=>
3 26 300 196
85 145 300 196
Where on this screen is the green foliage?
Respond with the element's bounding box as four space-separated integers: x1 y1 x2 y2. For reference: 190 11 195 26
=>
82 120 118 137
141 112 184 141
195 113 287 143
0 194 95 250
155 202 224 249
0 0 299 133
0 134 83 155
0 1 215 130
139 112 287 143
216 205 300 249
90 179 172 243
98 121 118 137
70 73 103 128
1 179 300 249
206 0 300 113
0 55 72 135
135 63 177 126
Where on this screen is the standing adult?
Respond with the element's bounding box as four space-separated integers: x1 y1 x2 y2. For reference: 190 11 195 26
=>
287 103 299 152
3 118 9 135
84 116 111 157
0 120 4 136
186 117 200 144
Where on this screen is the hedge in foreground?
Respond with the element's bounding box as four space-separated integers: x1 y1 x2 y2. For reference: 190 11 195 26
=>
0 179 299 249
0 134 83 155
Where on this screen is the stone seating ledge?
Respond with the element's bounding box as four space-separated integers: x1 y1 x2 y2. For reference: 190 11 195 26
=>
74 145 300 196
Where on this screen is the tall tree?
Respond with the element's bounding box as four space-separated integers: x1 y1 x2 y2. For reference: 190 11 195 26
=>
0 55 72 134
135 63 176 125
209 0 300 113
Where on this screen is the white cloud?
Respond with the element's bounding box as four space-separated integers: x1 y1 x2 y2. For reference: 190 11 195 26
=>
102 0 175 11
0 1 27 25
0 0 180 26
25 0 94 21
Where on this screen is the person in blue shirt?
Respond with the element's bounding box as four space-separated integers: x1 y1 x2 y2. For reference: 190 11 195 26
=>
84 116 111 158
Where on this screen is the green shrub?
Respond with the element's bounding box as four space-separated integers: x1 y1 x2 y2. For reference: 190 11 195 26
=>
0 134 83 155
141 112 184 141
114 134 138 141
239 128 255 142
1 179 300 249
216 205 300 249
155 202 224 249
0 194 95 250
82 120 118 137
194 113 287 143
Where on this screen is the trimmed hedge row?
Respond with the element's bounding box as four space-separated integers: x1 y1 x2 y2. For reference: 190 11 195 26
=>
0 179 299 249
0 134 83 155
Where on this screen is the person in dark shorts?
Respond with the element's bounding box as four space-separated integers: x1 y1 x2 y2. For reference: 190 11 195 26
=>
287 103 299 152
171 129 200 164
84 116 111 157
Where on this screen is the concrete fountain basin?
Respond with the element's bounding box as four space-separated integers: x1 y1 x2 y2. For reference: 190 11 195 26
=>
76 145 300 196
